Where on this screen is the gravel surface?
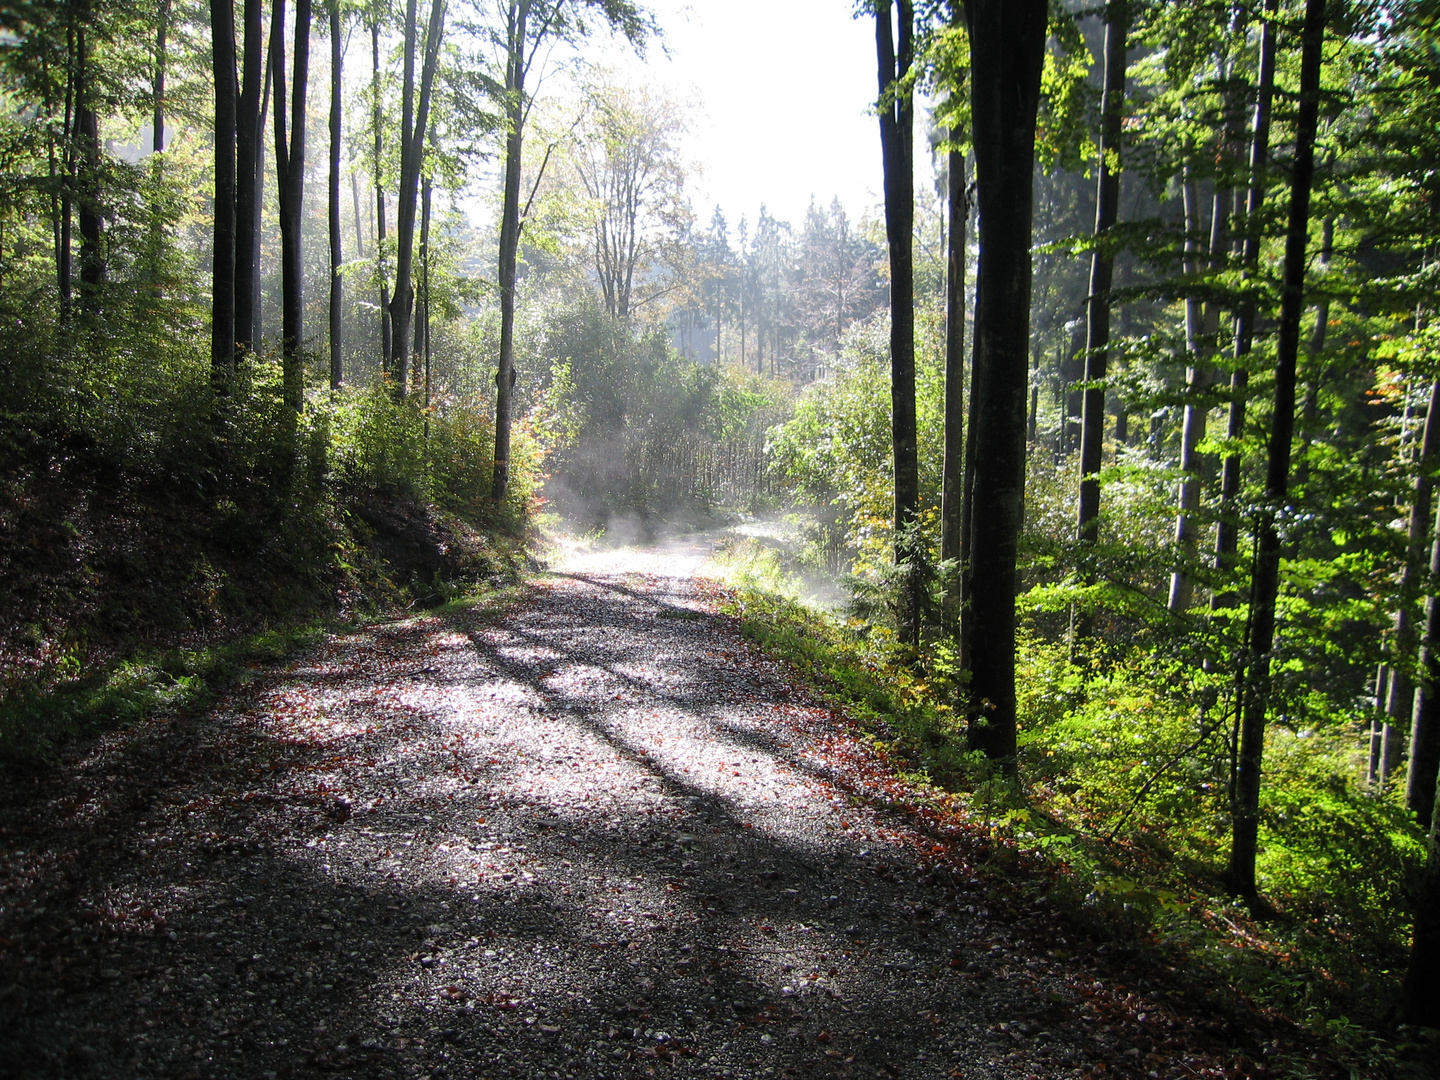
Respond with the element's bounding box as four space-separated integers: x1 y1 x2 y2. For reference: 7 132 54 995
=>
0 546 1257 1079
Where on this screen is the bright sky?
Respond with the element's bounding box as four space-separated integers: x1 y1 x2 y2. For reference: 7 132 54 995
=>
593 0 886 230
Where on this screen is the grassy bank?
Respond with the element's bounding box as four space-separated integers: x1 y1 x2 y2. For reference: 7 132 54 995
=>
706 539 1433 1078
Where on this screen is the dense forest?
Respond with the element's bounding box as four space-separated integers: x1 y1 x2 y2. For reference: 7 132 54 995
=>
5 0 1440 1063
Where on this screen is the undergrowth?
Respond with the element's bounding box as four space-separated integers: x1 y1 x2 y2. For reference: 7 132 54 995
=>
709 537 1429 1078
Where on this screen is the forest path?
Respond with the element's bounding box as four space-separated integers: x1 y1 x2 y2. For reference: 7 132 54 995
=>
0 548 1254 1079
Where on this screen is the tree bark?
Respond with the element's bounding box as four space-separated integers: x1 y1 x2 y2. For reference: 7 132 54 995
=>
1075 0 1127 549
388 0 446 398
212 0 239 378
74 23 103 301
235 0 264 353
962 0 1047 766
1401 781 1440 1027
419 173 432 408
1226 0 1324 902
1168 172 1215 613
491 0 530 503
1214 0 1279 610
273 0 312 410
1379 375 1440 787
328 0 343 390
1411 481 1440 826
941 141 968 572
58 22 75 319
352 170 367 260
373 18 392 370
875 0 920 649
153 0 169 153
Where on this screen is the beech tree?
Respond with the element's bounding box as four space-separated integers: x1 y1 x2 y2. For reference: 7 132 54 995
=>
571 81 689 321
211 0 238 378
961 0 1047 765
1074 0 1127 553
1224 0 1325 902
1214 0 1278 608
484 0 650 503
272 0 313 410
385 0 445 396
874 0 920 649
234 0 267 354
328 0 343 389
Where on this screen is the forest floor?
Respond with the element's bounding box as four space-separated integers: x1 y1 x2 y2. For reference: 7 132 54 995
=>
0 534 1349 1080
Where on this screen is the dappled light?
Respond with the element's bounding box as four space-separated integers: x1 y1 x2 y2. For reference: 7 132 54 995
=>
0 554 1278 1079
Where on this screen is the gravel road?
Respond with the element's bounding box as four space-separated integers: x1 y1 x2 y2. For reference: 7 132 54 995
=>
0 542 1245 1079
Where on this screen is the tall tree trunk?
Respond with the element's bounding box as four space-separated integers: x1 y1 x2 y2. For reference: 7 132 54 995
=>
328 0 343 390
273 0 312 410
1377 377 1440 786
1225 0 1324 902
235 0 265 354
74 23 103 301
254 57 270 342
962 0 1047 766
421 173 432 420
875 0 920 649
1383 294 1436 788
352 170 367 260
941 141 968 574
491 0 530 503
1293 216 1332 496
1401 779 1440 1027
388 0 446 398
1168 172 1215 613
1410 493 1440 826
1214 0 1279 610
58 23 75 319
212 0 239 378
372 18 392 369
1075 0 1128 549
153 0 169 153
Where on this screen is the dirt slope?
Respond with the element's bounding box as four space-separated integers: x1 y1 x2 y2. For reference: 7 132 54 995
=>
0 549 1293 1079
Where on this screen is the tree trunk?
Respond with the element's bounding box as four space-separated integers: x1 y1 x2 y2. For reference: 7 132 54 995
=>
1382 291 1437 788
1214 0 1278 610
273 0 312 410
420 173 432 410
1075 0 1127 549
1293 216 1332 496
962 0 1047 766
1226 0 1324 902
235 0 264 354
74 24 103 300
58 24 74 319
1378 375 1440 786
212 0 238 378
351 170 367 260
875 0 920 649
153 0 169 153
388 0 446 398
491 0 530 503
941 139 968 574
1401 783 1440 1028
373 18 392 370
1168 173 1214 613
1410 493 1440 826
328 0 343 390
254 57 269 342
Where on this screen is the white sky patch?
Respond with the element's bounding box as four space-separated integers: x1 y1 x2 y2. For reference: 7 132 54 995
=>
590 0 888 230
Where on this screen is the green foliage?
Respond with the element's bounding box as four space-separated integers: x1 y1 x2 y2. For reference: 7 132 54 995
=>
767 312 945 585
536 297 778 524
0 623 325 767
